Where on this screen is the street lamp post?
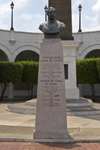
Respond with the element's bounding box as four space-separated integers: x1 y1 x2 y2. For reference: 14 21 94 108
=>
44 5 48 21
78 4 82 32
10 2 14 30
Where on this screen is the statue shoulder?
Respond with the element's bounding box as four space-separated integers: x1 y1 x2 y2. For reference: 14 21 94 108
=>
56 20 66 30
39 21 48 31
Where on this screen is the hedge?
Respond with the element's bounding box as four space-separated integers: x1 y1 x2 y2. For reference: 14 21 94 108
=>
19 61 39 98
0 61 39 100
76 58 100 101
0 59 100 101
20 61 39 84
0 62 23 84
97 58 100 80
0 61 23 100
76 58 99 84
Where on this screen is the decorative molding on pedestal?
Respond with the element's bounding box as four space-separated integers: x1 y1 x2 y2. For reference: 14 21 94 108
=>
62 41 80 99
65 50 72 56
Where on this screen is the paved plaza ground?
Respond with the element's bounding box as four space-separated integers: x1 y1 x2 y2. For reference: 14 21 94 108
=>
0 99 100 149
0 141 100 150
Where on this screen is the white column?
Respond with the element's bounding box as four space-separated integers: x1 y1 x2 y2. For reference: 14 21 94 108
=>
78 84 83 97
8 83 14 99
62 41 80 99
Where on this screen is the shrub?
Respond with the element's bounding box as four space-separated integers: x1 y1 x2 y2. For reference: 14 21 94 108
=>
0 62 23 101
76 58 99 101
76 58 99 84
20 61 39 98
97 58 100 80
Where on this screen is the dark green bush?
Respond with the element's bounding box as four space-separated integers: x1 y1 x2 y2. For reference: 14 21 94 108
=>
22 61 39 84
76 58 100 101
0 62 23 84
19 61 39 98
0 61 23 100
97 58 100 80
76 58 99 84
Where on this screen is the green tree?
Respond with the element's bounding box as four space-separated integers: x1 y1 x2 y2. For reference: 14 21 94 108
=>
0 62 23 101
20 61 39 99
76 58 99 101
97 58 100 79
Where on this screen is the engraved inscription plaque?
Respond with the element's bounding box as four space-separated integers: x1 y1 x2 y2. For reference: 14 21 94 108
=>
34 39 69 139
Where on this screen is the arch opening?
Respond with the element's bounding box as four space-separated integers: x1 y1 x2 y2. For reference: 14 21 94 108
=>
15 50 39 62
85 49 100 58
0 49 9 61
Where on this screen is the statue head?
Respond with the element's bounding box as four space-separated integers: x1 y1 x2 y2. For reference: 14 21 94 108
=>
47 7 56 20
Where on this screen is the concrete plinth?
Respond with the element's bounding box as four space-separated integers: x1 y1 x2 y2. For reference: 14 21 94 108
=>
34 39 69 139
62 41 80 99
34 131 68 139
8 83 13 99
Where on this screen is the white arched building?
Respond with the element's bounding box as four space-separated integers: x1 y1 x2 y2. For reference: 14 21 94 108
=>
0 29 100 99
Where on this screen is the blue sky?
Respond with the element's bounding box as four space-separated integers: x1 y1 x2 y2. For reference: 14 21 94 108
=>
0 0 100 33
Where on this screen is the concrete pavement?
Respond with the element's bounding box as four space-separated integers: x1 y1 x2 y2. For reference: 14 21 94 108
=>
0 100 100 141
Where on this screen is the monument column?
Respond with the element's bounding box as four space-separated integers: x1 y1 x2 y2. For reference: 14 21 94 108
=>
34 39 69 139
34 7 69 139
62 41 80 99
49 0 73 40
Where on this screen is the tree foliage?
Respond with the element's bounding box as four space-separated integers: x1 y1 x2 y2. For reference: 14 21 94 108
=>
76 58 100 101
19 61 39 98
0 62 23 101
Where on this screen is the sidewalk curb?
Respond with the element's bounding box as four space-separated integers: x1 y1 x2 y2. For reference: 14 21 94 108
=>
0 138 100 143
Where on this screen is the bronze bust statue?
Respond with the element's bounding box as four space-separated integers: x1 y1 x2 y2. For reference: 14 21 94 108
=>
39 7 66 39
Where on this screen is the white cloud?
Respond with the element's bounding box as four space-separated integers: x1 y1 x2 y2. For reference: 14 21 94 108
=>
14 0 47 9
43 0 48 3
19 13 33 20
92 0 100 24
0 2 10 15
33 14 44 19
0 2 11 30
92 0 100 13
83 25 100 32
80 0 100 32
75 0 83 6
14 0 31 9
27 14 44 32
0 20 8 30
17 12 44 32
85 16 92 21
19 13 44 21
72 0 83 9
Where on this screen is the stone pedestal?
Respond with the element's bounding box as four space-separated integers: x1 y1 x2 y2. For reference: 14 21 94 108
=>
34 39 69 139
62 41 80 99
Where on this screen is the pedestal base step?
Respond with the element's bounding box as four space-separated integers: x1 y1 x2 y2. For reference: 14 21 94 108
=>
33 131 69 139
6 98 100 116
25 97 93 107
